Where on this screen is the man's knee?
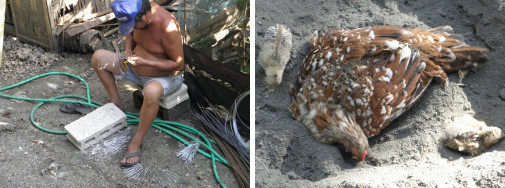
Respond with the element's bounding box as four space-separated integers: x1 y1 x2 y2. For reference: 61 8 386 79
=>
91 49 110 68
143 82 163 105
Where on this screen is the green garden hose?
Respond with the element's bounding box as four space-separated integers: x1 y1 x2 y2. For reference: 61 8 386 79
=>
0 72 228 188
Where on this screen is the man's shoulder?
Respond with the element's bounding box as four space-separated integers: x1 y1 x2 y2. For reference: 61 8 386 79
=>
152 3 176 19
159 13 180 33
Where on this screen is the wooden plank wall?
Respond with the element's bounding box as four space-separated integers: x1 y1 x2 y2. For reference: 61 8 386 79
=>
10 0 53 50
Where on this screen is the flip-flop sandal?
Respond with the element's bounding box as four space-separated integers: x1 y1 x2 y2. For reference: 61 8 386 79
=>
120 150 143 167
60 103 94 115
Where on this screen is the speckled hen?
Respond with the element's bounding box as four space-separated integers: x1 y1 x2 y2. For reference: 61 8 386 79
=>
289 25 487 161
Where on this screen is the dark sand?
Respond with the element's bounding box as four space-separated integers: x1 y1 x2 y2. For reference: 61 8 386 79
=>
256 0 505 187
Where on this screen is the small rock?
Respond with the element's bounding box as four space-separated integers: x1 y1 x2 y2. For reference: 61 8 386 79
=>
1 111 11 118
195 171 204 180
16 48 32 60
4 41 11 50
499 89 505 100
47 83 59 90
49 163 60 170
498 169 505 177
413 153 421 161
287 171 300 180
41 163 60 176
418 182 428 187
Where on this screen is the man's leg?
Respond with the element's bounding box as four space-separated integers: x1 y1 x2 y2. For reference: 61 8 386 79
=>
121 81 163 164
90 49 124 110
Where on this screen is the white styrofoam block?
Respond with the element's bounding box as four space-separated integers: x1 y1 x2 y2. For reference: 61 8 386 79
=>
64 103 127 150
160 84 189 109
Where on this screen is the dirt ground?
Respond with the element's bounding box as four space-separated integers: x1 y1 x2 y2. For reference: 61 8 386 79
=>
0 35 239 187
256 0 505 187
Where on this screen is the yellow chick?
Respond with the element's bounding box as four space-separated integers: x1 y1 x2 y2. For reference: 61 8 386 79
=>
440 114 504 155
258 24 292 89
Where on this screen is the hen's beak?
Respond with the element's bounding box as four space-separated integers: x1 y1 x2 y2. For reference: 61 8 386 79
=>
350 147 367 161
360 151 367 161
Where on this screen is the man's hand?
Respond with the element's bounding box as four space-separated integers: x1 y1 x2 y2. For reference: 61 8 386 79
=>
126 55 146 67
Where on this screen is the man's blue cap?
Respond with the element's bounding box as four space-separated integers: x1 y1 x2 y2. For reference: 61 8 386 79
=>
111 0 142 34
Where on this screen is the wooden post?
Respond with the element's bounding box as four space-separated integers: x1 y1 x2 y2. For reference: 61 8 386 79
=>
0 0 6 68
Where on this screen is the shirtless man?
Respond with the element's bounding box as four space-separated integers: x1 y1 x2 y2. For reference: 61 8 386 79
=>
91 0 184 166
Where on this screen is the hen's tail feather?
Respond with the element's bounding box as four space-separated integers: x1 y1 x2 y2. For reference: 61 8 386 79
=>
433 47 488 72
425 25 488 72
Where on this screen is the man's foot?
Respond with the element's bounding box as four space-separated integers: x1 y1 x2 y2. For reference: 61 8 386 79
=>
120 144 142 166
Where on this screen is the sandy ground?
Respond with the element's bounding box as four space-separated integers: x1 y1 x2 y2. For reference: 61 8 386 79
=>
255 0 505 187
0 38 239 187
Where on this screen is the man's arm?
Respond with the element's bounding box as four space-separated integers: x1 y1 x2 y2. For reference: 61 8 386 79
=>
158 18 184 71
125 33 136 54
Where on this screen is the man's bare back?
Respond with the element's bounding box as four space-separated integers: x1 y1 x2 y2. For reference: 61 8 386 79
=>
125 2 184 77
